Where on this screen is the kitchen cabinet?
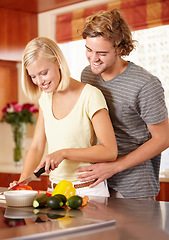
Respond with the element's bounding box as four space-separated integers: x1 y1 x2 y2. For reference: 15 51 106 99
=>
0 60 18 118
0 172 49 191
0 8 38 116
0 171 168 200
0 8 37 61
156 182 169 201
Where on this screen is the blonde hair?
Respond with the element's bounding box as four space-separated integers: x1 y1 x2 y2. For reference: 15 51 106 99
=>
22 37 70 99
81 9 136 56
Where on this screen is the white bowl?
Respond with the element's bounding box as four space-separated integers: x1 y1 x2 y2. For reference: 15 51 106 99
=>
4 190 38 207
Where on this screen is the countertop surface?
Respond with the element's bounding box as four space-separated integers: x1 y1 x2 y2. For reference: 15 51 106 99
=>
0 189 169 240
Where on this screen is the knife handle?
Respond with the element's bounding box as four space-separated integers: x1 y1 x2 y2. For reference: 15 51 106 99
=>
34 166 51 178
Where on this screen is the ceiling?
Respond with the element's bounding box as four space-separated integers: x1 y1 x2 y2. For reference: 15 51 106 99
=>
0 0 89 13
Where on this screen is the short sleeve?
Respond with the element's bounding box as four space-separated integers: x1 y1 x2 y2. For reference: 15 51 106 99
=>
85 84 108 119
138 76 168 124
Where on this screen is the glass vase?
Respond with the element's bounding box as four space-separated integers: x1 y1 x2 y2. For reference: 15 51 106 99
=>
12 123 27 165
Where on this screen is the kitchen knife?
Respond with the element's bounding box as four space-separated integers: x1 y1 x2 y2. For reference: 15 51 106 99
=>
8 166 51 191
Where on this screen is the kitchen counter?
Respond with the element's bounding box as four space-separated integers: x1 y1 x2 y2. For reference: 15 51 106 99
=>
0 189 169 240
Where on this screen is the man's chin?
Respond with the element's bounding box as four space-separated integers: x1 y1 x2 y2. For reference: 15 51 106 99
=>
91 66 102 75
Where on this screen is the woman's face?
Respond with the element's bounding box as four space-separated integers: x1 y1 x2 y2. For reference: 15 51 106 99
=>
27 57 61 93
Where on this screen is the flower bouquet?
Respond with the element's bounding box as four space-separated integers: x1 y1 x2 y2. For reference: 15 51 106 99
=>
1 102 38 164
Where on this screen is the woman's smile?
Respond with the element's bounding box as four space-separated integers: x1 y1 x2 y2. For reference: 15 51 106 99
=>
27 58 61 93
41 81 52 90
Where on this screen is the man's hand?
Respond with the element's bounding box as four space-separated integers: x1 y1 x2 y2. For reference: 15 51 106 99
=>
77 162 117 187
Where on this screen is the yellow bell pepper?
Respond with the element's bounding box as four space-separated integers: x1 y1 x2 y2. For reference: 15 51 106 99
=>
52 180 76 199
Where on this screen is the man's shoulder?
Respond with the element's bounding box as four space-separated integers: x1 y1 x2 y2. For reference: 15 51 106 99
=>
126 62 161 87
81 65 92 76
81 65 99 83
129 62 157 79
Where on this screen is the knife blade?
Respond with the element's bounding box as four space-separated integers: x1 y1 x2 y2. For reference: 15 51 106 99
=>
8 166 50 191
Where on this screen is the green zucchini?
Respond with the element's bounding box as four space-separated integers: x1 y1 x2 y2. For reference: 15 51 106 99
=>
46 196 63 209
66 195 82 209
33 193 49 208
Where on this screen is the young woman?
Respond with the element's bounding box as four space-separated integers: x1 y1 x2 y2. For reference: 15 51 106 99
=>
11 37 118 198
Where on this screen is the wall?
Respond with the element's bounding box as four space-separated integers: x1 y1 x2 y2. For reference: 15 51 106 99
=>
38 0 112 39
0 8 38 165
0 62 38 165
0 0 96 165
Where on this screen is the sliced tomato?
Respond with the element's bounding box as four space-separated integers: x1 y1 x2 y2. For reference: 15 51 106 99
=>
15 185 33 190
45 191 52 197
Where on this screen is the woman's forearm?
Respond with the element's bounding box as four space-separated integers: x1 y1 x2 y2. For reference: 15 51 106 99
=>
63 144 117 163
19 145 45 182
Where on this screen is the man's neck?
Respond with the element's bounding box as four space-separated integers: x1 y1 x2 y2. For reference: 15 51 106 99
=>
101 59 129 82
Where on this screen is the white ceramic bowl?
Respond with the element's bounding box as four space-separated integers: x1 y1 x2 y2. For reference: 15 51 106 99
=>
4 190 38 207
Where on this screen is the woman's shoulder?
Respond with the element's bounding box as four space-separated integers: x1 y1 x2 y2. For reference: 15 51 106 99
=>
71 79 103 97
84 83 103 94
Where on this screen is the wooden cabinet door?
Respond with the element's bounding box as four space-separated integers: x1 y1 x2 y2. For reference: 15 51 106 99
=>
0 60 18 119
156 182 169 201
0 172 48 191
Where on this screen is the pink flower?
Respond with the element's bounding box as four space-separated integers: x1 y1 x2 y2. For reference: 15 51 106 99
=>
23 103 38 113
1 101 38 125
13 103 23 112
30 105 38 113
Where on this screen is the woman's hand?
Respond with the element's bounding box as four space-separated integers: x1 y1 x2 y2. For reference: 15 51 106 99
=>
77 162 118 187
34 150 65 174
9 181 18 189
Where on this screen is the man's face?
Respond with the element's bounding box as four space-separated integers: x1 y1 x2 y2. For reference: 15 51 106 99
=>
85 36 119 77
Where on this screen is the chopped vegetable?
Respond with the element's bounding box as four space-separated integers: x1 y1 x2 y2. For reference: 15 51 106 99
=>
15 185 33 190
81 196 89 207
46 191 52 197
33 193 49 208
52 180 76 199
53 194 67 205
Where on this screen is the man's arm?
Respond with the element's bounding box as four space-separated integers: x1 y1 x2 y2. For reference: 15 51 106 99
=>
77 117 169 187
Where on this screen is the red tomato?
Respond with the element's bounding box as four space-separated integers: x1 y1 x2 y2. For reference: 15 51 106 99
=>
15 185 33 190
46 191 52 197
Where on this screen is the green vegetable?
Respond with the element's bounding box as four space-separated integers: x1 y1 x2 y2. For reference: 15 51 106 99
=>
46 196 63 209
53 194 67 205
66 195 82 209
33 193 49 208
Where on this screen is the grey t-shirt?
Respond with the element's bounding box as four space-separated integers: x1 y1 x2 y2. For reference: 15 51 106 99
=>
81 62 168 198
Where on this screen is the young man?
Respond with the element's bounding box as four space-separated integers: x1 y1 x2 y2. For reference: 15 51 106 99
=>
77 9 169 199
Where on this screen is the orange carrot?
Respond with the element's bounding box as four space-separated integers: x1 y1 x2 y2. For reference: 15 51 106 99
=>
81 196 89 207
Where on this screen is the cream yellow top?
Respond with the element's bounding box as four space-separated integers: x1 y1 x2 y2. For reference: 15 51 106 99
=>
39 84 108 182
